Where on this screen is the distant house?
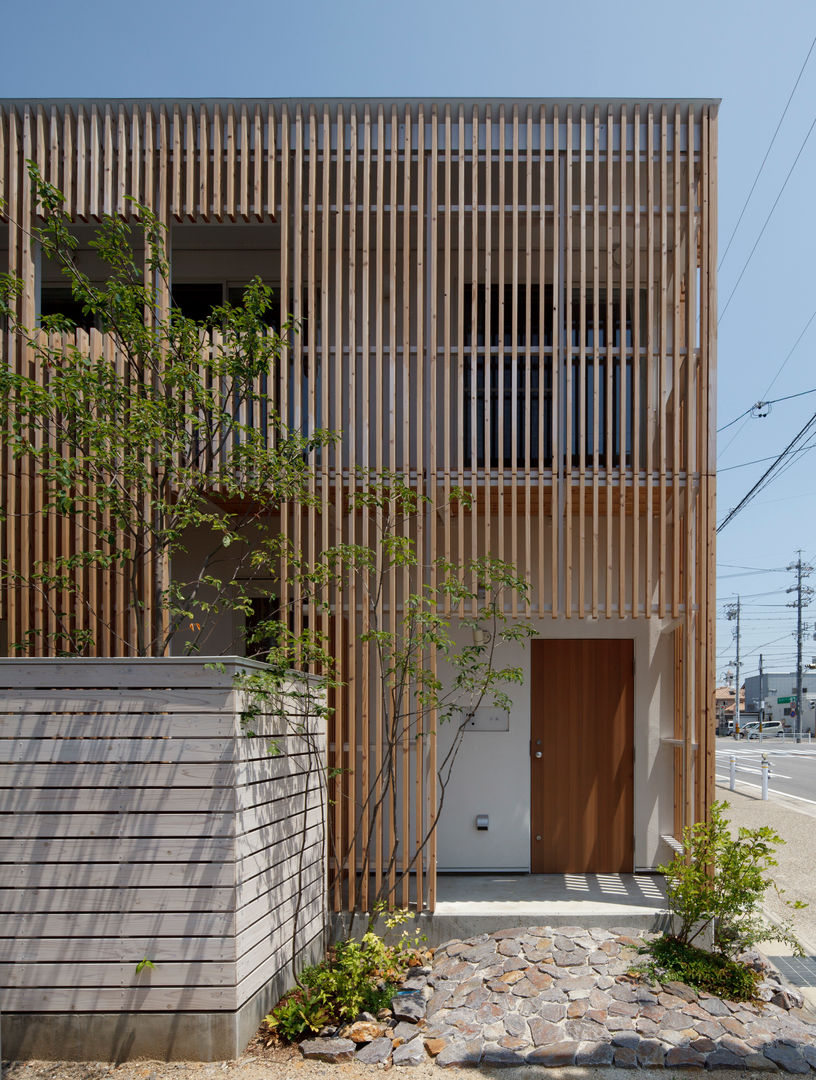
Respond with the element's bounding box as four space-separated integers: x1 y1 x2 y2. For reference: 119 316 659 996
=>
0 97 718 910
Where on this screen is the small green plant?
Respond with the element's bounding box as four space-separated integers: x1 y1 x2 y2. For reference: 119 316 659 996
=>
264 909 425 1043
638 935 761 1001
135 958 155 974
656 800 804 959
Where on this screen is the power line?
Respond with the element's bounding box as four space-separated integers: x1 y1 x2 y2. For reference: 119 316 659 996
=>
717 408 816 532
719 113 816 324
719 434 816 473
718 385 816 435
718 306 816 461
718 33 816 271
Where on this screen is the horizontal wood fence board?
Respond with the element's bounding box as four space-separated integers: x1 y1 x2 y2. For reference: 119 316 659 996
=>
0 761 236 787
0 961 236 989
0 935 235 964
0 785 236 814
0 737 237 765
0 713 237 738
0 886 237 915
9 910 236 938
0 689 239 712
0 811 236 839
3 860 235 889
3 984 238 1013
0 659 266 689
0 835 236 863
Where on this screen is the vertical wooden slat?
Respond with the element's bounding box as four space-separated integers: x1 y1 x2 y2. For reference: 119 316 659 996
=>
239 103 249 221
212 104 223 222
171 104 181 222
442 104 452 613
564 105 573 617
658 105 668 620
427 103 438 915
48 105 60 191
332 102 345 910
550 105 560 618
591 106 600 618
184 105 195 220
253 104 263 221
415 103 426 913
645 105 655 616
198 104 209 221
89 104 101 220
470 106 480 617
76 105 87 221
524 107 533 613
456 104 465 605
22 108 37 651
345 103 357 911
117 105 127 218
387 103 398 903
62 106 74 217
577 104 587 619
266 103 276 220
401 103 413 907
359 104 371 911
130 105 141 214
510 104 520 617
373 103 384 899
604 106 614 619
618 105 628 619
226 104 236 222
671 105 681 620
537 104 547 616
497 105 506 572
102 104 113 217
632 106 642 618
484 105 493 598
0 107 6 220
143 106 154 221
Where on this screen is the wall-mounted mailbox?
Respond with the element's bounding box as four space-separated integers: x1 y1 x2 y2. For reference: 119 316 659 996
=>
475 815 489 831
464 708 509 732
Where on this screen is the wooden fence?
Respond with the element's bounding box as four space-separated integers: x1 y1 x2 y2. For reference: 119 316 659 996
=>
0 658 326 1061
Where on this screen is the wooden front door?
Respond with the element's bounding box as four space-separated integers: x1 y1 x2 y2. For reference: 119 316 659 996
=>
530 639 634 873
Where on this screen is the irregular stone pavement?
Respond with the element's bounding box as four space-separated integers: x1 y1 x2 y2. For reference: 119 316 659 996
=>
301 925 816 1070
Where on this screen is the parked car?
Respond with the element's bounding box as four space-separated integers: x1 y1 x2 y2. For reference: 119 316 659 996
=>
744 721 784 739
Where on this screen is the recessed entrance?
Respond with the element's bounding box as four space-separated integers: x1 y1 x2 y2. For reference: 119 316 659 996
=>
530 638 634 873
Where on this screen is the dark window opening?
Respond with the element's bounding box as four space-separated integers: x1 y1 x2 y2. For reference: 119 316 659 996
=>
40 287 96 331
171 283 224 322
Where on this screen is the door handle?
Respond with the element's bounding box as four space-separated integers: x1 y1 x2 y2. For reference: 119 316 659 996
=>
534 751 543 758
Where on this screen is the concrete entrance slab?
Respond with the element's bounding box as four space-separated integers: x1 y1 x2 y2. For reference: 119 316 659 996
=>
424 873 669 945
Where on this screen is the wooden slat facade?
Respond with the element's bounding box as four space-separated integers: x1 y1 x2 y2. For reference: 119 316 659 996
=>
0 98 718 912
0 659 325 1048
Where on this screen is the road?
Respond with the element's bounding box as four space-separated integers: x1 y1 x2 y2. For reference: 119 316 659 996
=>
715 735 816 807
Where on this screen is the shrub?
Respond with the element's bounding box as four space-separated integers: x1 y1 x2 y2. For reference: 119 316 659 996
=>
639 935 762 1001
657 800 804 959
264 910 425 1043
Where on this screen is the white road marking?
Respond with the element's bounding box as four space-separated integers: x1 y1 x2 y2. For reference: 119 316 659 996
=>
715 775 816 806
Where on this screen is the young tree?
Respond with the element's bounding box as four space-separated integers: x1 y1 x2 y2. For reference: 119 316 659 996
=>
0 165 331 657
1 167 534 921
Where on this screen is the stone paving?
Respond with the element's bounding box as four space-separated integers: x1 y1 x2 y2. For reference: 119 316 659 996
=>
300 925 816 1070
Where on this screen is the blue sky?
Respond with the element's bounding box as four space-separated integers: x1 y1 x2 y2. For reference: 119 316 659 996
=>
3 0 816 683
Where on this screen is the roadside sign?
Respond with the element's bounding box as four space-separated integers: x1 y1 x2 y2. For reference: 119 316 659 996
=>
777 696 792 704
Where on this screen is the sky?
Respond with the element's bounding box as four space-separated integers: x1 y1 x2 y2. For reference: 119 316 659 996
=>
2 0 815 687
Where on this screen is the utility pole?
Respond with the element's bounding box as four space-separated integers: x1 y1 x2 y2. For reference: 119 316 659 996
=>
726 597 741 735
759 652 764 734
787 551 814 744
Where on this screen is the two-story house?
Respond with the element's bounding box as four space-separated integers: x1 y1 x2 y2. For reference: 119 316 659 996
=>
0 97 718 913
